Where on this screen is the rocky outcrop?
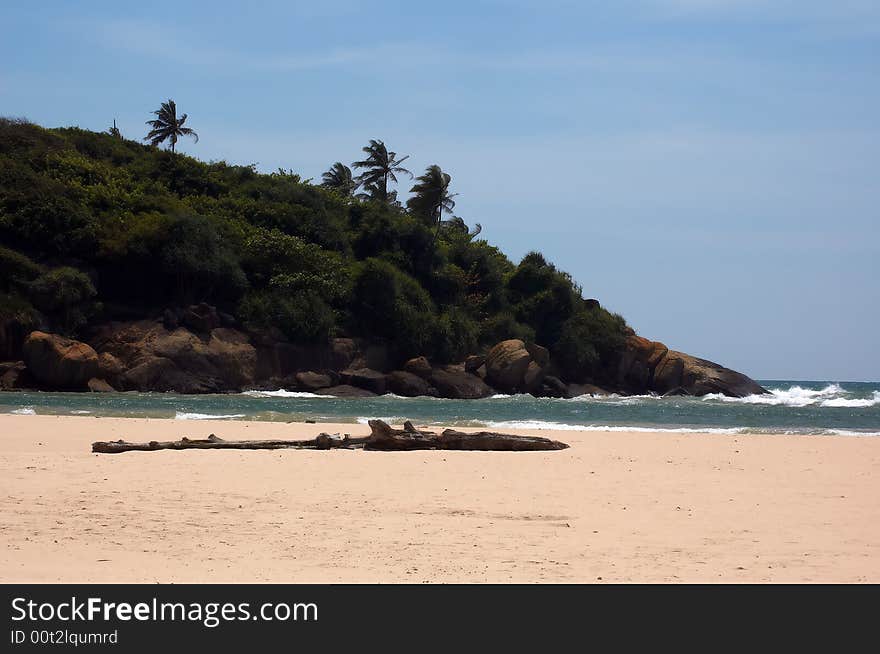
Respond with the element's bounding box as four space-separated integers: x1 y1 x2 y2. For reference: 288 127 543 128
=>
403 356 432 379
340 368 387 395
316 384 376 398
2 315 764 399
23 331 99 389
89 321 257 393
485 339 549 393
614 335 765 398
87 377 115 392
386 370 438 397
181 302 221 333
429 366 493 399
0 361 33 390
652 351 766 398
294 371 334 391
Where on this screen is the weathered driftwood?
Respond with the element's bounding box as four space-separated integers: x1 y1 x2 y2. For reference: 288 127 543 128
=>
91 420 569 454
91 433 369 454
364 420 568 451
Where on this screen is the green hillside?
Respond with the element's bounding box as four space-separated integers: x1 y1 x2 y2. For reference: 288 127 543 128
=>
0 116 628 381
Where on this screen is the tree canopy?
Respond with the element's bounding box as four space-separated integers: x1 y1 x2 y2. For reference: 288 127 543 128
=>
0 117 630 374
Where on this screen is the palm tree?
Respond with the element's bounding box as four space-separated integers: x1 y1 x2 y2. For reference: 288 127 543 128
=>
107 119 122 139
407 165 458 229
321 162 357 197
144 99 198 153
352 139 411 204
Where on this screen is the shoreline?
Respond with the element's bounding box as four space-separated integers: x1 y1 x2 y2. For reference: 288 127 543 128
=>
2 410 878 437
2 414 879 583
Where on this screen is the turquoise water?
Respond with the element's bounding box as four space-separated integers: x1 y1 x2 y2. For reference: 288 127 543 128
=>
1 380 879 435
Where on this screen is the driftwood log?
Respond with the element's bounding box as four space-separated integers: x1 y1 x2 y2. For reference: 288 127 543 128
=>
91 420 568 454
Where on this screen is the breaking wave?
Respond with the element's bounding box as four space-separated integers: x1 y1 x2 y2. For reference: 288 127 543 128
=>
242 389 329 399
700 384 877 408
476 420 745 434
175 412 247 420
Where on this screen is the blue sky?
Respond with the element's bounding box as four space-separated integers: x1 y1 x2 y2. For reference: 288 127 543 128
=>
3 1 878 380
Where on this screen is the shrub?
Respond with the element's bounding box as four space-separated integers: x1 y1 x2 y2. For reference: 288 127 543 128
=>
553 308 628 382
29 266 97 335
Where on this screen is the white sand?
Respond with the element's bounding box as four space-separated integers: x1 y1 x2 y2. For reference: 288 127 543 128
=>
1 414 878 583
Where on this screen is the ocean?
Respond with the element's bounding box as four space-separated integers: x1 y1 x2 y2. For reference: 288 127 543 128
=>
1 380 879 436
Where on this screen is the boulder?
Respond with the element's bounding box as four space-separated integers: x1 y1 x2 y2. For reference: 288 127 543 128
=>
429 366 493 399
539 375 568 398
181 302 220 333
0 361 33 390
651 351 766 398
662 387 692 397
23 331 99 389
87 377 115 393
97 352 124 386
616 335 668 391
464 355 486 373
386 370 438 397
90 321 257 393
316 384 377 398
485 340 532 391
294 371 333 391
403 356 432 379
485 339 549 393
339 368 387 395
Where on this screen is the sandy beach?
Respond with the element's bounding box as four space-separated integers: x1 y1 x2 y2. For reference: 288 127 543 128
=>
1 414 878 583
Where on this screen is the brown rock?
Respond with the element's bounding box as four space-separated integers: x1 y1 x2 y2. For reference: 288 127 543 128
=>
429 366 493 399
90 321 257 393
339 368 387 395
485 339 532 392
652 351 766 398
97 352 124 383
0 361 33 390
525 342 550 368
87 377 115 392
523 360 547 393
464 355 486 373
181 302 220 333
386 370 438 397
22 331 99 389
315 384 377 398
403 356 432 379
294 371 333 391
539 375 568 398
617 335 668 391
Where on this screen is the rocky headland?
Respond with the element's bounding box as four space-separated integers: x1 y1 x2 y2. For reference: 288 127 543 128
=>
0 303 766 399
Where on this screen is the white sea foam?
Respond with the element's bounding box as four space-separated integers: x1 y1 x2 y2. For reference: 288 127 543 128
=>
478 420 745 434
702 384 851 408
71 410 92 415
10 407 36 415
242 389 328 399
174 412 247 420
820 391 880 408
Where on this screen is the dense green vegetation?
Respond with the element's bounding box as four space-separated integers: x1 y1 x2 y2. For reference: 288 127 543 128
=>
0 116 629 377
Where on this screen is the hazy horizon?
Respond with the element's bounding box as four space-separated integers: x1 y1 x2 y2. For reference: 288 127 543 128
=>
3 1 878 381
